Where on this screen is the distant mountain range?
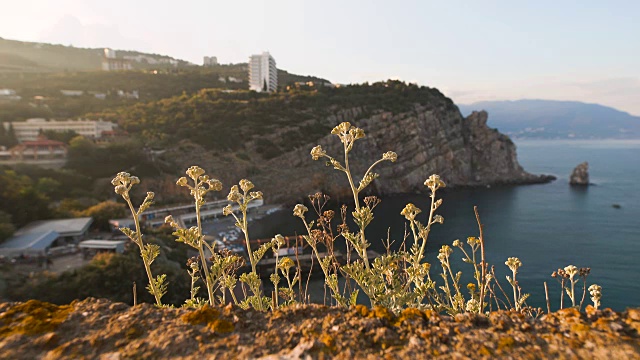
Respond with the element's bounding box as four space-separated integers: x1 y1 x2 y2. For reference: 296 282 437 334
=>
458 100 640 139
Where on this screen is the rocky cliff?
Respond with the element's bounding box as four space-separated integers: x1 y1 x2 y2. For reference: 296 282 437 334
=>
254 105 553 203
157 88 554 204
570 162 590 186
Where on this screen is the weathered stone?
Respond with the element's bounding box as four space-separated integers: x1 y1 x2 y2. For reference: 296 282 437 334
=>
257 107 555 203
570 161 590 186
1 298 638 359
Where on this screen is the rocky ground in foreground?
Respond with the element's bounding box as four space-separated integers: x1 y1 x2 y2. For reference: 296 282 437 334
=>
0 298 639 359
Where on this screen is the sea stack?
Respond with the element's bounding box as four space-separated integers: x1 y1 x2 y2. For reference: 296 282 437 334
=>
570 162 589 186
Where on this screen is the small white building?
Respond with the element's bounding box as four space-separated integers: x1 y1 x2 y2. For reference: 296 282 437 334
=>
248 52 277 92
79 239 127 254
4 118 118 142
0 88 20 101
60 90 84 97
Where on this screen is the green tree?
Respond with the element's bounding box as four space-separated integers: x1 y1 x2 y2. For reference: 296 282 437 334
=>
6 123 18 147
0 210 15 243
79 201 126 231
0 123 18 148
35 177 62 198
0 170 52 227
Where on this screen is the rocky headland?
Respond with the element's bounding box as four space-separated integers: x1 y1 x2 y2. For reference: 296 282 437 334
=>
165 103 555 204
570 162 590 186
0 298 638 359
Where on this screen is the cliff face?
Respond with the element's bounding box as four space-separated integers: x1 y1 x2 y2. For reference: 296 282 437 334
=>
254 104 552 203
570 162 590 186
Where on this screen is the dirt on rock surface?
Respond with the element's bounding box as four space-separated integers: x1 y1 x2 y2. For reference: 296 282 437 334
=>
0 298 639 359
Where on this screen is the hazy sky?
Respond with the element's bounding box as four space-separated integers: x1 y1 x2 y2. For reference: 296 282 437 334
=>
1 0 639 115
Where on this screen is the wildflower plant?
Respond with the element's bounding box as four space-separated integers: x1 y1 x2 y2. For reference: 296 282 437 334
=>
309 122 397 271
223 179 272 310
505 257 529 311
109 122 603 317
588 284 602 310
165 166 222 306
183 256 207 308
111 172 166 307
294 198 352 307
308 122 398 307
269 234 300 307
552 265 596 310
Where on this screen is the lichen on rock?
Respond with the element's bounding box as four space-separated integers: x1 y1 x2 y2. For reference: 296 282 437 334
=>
0 298 638 359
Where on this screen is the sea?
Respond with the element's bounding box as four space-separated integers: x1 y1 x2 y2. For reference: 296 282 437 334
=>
251 139 640 311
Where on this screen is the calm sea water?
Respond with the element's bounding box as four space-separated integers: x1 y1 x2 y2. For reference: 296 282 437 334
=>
254 140 640 311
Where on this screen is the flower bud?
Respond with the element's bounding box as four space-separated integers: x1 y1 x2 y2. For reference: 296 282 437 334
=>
239 179 254 192
382 151 397 162
310 145 326 160
186 166 205 180
293 204 308 218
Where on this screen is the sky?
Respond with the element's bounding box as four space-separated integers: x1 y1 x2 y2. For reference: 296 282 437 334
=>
1 0 639 115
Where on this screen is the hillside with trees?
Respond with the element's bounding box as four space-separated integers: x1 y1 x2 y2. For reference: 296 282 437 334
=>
106 81 445 155
0 37 188 73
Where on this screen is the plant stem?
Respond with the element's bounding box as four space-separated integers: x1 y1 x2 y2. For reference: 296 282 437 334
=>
125 197 162 306
560 279 565 309
342 142 370 270
194 185 215 306
512 270 519 311
544 281 551 313
274 251 279 308
474 207 486 313
579 278 587 310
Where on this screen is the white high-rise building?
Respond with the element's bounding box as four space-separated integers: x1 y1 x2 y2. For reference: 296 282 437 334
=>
203 56 218 66
248 52 277 92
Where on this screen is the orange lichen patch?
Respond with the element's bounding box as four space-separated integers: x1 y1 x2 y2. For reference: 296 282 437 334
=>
0 300 71 338
593 318 612 332
497 336 515 350
423 309 438 320
182 305 234 334
571 323 592 339
181 305 220 326
369 306 394 322
207 319 234 334
557 307 581 320
393 307 425 326
319 333 335 350
479 345 492 356
353 304 369 317
125 325 144 340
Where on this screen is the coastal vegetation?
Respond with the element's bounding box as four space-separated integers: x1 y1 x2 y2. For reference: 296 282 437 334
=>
0 81 455 240
9 122 597 317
